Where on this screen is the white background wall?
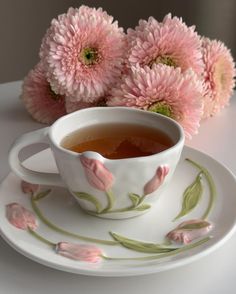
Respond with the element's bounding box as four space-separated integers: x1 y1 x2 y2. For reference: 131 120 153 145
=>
0 0 236 83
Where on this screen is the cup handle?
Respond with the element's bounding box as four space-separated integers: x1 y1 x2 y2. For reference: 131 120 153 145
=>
8 127 65 187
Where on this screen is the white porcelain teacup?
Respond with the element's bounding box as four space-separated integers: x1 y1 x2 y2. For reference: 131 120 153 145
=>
9 107 185 219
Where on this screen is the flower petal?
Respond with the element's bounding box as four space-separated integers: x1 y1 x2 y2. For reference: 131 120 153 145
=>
21 181 40 195
126 14 204 75
55 242 103 263
80 156 114 191
166 219 213 244
143 165 169 195
6 203 38 231
201 37 236 118
21 62 66 124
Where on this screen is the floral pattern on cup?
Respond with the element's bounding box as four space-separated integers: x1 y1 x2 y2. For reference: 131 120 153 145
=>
144 165 169 195
6 202 38 231
77 158 170 215
166 219 213 244
80 156 114 191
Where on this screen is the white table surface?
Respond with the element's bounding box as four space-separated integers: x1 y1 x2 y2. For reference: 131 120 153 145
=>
0 81 236 293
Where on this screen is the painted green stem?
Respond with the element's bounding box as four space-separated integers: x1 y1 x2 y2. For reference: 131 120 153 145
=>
97 193 150 214
28 228 55 247
33 189 51 201
73 192 103 213
102 189 116 213
186 158 217 220
30 197 118 246
74 189 149 215
99 205 136 214
138 195 146 204
103 237 210 261
90 203 151 215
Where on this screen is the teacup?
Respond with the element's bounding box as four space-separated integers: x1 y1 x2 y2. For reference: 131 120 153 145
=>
8 107 184 219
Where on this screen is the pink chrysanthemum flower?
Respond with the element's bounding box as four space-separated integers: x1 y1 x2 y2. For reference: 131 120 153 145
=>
40 6 126 102
21 63 66 124
126 14 203 75
107 64 203 139
201 38 235 118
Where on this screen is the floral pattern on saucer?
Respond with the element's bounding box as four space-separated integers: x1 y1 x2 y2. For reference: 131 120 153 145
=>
5 158 215 264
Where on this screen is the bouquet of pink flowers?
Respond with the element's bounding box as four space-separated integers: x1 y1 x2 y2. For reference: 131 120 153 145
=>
21 5 235 139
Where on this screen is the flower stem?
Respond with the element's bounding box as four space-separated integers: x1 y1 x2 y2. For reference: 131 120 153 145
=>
102 189 115 213
102 237 210 261
98 205 134 214
138 195 145 205
33 189 51 201
94 197 149 215
30 196 118 246
27 228 55 247
186 158 217 220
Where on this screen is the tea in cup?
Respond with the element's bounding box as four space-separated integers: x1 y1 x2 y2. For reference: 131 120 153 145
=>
9 107 184 219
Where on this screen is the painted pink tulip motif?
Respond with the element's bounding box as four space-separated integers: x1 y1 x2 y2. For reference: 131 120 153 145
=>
6 202 38 231
143 165 169 195
80 156 114 191
21 180 40 195
166 219 213 244
55 242 103 263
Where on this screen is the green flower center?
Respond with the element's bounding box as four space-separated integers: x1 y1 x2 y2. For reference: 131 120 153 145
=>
48 85 63 101
80 47 99 66
148 102 173 118
149 55 177 68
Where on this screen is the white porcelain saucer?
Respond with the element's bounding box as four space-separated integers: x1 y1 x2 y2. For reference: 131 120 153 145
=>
1 146 236 277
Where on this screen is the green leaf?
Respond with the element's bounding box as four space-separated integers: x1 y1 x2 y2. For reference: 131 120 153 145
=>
174 173 203 220
134 203 151 211
129 193 141 206
186 158 217 220
110 232 176 253
103 237 210 261
73 192 103 213
180 221 210 230
33 189 51 201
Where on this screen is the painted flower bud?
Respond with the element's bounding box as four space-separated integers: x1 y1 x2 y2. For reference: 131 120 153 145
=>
55 242 103 263
80 155 114 191
166 219 213 244
21 181 40 195
143 165 169 195
6 202 38 230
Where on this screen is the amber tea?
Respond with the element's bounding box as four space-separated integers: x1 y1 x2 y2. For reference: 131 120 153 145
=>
61 123 174 159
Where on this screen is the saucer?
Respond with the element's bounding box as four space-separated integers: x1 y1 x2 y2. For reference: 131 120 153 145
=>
1 146 236 277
